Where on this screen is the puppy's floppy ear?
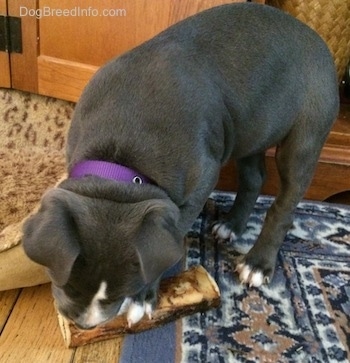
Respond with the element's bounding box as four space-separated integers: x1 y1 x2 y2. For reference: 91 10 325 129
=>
135 199 184 284
22 188 81 287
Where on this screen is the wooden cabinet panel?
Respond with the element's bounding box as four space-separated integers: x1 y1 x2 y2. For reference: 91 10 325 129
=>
37 56 98 102
0 53 10 88
218 149 350 201
0 0 11 88
4 0 263 100
8 0 38 92
39 0 242 66
37 0 246 101
217 104 350 201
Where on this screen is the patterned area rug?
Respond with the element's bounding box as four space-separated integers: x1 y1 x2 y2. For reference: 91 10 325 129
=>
121 192 350 363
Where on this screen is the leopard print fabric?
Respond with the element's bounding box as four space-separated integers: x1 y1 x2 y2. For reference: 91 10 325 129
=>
0 89 74 232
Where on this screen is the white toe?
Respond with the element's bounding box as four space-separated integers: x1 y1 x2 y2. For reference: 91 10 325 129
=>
235 262 245 273
145 302 154 319
249 271 264 287
239 265 252 283
213 223 236 240
127 302 145 327
235 260 266 288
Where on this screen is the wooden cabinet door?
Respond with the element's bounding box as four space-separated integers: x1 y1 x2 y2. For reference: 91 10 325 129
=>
36 0 248 102
4 0 264 101
0 0 11 88
5 0 38 92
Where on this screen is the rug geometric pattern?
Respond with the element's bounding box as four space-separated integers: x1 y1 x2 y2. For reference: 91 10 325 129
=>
182 192 350 363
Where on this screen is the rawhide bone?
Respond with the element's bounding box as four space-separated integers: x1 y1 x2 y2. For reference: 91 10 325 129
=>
57 265 220 347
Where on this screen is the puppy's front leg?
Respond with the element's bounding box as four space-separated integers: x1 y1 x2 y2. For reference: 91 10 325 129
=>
234 126 329 287
233 200 292 287
212 154 266 241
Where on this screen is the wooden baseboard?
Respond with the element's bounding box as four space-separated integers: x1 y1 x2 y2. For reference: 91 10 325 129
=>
38 56 98 102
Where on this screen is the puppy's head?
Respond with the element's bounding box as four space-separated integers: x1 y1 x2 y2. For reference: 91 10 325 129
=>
22 188 183 329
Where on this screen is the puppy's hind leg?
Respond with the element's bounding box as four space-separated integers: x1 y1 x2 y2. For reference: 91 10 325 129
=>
212 153 266 241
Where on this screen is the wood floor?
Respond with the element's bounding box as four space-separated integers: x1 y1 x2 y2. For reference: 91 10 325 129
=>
0 284 124 362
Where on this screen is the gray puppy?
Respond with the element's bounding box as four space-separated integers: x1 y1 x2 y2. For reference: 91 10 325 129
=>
23 3 339 329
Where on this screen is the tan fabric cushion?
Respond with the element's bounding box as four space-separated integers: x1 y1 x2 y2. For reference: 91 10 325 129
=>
0 89 73 290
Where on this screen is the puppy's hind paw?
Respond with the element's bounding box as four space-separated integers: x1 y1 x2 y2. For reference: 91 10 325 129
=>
212 222 236 241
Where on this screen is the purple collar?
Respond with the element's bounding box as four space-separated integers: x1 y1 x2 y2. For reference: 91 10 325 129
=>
69 160 154 185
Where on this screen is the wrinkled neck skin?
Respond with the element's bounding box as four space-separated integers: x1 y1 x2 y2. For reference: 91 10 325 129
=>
58 176 170 205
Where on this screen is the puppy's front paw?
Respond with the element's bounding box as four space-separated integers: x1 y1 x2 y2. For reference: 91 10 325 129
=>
122 282 159 327
212 221 236 241
234 255 272 288
127 300 154 327
117 297 155 327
